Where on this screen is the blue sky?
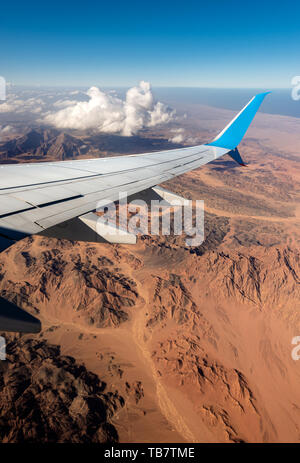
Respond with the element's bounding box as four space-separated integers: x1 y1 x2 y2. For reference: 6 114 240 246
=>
1 0 299 88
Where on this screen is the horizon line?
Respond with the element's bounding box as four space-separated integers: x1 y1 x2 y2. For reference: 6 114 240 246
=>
5 84 291 90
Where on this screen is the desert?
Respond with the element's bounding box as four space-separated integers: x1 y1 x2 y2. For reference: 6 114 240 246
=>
0 97 299 443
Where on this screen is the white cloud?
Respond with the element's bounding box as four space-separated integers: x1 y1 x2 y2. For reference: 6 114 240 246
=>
0 95 46 114
0 125 15 141
168 128 198 145
0 102 15 113
0 125 13 134
43 81 176 136
168 128 185 143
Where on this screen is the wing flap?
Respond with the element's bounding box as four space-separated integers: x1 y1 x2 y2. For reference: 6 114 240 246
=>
0 196 34 216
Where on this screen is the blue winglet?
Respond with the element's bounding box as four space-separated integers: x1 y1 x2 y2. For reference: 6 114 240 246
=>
206 92 270 150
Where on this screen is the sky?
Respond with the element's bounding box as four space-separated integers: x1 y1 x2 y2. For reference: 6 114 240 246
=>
1 0 299 88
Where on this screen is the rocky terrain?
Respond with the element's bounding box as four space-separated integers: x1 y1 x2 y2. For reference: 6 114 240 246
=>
0 338 122 442
0 128 182 162
0 105 300 443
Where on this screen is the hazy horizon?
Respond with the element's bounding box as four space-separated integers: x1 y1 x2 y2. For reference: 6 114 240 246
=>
3 85 299 119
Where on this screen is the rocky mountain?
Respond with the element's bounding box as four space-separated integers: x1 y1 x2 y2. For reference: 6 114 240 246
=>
0 108 300 443
0 233 300 442
0 127 184 163
0 129 90 160
0 338 122 443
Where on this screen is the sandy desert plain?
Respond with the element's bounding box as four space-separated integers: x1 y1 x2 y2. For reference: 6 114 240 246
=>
0 100 300 443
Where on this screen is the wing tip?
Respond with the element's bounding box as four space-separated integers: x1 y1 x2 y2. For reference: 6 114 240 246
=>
207 91 271 150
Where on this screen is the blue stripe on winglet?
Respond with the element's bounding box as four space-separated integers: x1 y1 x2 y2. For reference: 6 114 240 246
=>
206 92 270 150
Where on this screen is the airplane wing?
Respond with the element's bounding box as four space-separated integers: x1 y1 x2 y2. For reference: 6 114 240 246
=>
0 92 269 332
